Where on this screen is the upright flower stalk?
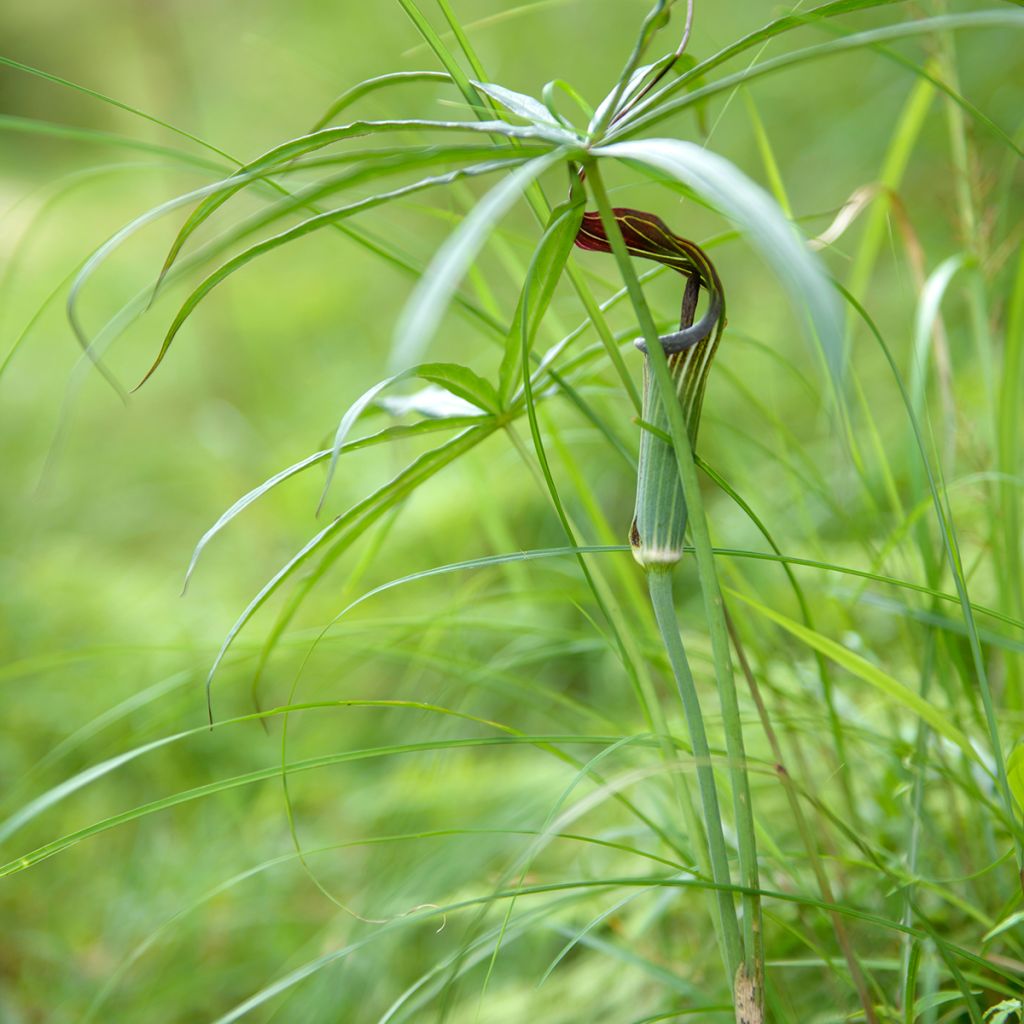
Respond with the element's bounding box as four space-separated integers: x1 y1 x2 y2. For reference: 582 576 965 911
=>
578 165 764 1022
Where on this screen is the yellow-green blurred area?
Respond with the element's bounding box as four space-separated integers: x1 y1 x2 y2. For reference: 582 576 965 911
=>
2 1 1023 1021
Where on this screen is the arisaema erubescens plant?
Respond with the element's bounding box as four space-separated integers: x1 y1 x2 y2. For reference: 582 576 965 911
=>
571 202 762 1005
46 0 1024 1020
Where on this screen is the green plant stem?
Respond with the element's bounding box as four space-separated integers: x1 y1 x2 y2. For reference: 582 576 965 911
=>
647 566 742 983
997 242 1024 709
900 630 936 1016
586 161 763 1012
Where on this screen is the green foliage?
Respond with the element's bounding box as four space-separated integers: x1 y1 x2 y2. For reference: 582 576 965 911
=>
2 1 1023 1022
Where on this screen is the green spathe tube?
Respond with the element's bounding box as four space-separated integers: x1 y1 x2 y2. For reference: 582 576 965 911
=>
573 207 724 569
632 270 723 568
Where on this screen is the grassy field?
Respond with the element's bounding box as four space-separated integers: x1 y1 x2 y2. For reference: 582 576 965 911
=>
2 1 1024 1021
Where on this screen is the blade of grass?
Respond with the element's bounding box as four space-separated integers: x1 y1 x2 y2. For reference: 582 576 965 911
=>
613 11 1024 139
311 70 454 131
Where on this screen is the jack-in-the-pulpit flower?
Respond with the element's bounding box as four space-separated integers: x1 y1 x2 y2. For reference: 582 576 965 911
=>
575 208 725 568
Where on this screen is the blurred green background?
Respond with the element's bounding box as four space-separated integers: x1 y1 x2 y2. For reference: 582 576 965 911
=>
2 1 1022 1021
